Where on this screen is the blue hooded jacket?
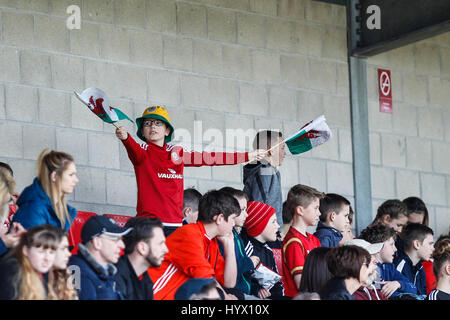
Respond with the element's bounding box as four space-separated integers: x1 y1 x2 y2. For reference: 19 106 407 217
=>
12 178 77 231
377 262 418 297
313 221 343 248
394 251 427 296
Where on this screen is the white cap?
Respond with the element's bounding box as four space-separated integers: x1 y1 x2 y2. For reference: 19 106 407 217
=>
344 239 384 255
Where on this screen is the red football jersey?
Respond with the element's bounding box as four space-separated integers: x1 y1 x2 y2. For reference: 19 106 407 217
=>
282 226 321 297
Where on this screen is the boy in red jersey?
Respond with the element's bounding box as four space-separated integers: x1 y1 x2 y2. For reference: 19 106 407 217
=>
148 190 239 300
282 184 324 298
115 106 265 236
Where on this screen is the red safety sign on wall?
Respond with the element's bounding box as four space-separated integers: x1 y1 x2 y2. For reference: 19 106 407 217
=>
378 69 393 113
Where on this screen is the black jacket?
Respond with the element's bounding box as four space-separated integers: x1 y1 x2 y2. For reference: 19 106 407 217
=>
0 253 21 300
241 229 284 299
114 255 154 300
319 277 355 300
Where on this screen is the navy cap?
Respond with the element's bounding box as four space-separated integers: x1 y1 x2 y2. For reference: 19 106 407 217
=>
81 215 132 244
174 278 216 300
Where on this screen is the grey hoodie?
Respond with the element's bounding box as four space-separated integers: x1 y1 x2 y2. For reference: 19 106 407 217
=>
243 161 283 231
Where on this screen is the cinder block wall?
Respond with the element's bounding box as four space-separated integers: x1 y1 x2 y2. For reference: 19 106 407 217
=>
367 34 450 238
0 0 448 236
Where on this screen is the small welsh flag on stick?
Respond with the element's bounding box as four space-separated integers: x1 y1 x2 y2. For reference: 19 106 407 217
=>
74 88 133 128
284 115 332 155
265 115 331 156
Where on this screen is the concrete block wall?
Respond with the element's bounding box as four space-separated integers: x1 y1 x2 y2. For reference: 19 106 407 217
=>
367 34 450 238
0 0 448 236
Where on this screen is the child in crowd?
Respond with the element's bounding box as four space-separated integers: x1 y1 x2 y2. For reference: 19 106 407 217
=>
402 196 435 294
241 201 284 299
344 239 387 300
148 190 240 300
0 225 59 300
115 106 265 236
0 162 19 228
13 149 79 231
182 188 202 225
47 226 78 300
319 245 372 300
370 199 409 234
339 205 355 245
403 196 429 226
426 236 450 300
298 247 332 294
394 223 434 297
243 130 286 234
314 193 350 248
219 187 257 298
281 184 324 298
359 224 418 298
0 167 25 257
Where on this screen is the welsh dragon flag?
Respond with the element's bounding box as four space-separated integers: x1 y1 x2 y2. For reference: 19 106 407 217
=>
285 115 332 155
74 88 133 124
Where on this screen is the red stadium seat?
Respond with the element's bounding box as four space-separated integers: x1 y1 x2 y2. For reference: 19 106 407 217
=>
103 214 132 227
68 211 98 254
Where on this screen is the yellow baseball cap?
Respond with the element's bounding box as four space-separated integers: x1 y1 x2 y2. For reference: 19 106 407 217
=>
136 106 174 142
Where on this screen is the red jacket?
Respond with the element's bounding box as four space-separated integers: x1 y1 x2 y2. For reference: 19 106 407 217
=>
148 222 226 300
122 135 248 226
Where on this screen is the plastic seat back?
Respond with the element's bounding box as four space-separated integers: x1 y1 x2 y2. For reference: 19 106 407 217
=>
68 211 98 254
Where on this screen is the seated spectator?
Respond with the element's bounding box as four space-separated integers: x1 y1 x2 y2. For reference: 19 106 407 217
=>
370 199 408 234
148 190 240 300
403 196 429 226
219 187 258 298
319 245 372 300
175 278 224 300
426 236 450 300
13 149 79 231
339 205 355 246
403 197 435 294
0 162 20 227
344 239 387 300
182 188 202 225
115 217 168 300
68 216 132 300
0 225 59 300
314 193 350 248
281 184 324 298
47 226 78 300
359 224 418 298
395 223 434 297
298 247 332 295
0 167 25 257
241 201 284 299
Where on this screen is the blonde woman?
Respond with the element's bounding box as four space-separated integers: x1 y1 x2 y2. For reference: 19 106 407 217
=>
0 167 25 257
0 224 59 299
13 149 79 231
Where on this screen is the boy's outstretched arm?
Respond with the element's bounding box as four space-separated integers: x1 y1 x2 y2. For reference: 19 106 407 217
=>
182 148 267 167
116 126 146 164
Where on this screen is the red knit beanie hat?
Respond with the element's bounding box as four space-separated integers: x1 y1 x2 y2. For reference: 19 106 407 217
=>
244 201 276 237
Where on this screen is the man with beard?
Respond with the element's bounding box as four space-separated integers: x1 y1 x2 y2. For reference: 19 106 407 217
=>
115 217 168 300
